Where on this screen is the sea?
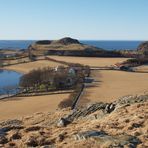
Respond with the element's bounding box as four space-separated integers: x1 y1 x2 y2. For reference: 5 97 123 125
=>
0 40 144 50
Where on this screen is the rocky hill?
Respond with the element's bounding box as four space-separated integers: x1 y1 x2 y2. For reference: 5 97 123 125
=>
137 41 148 56
28 37 122 57
0 93 147 147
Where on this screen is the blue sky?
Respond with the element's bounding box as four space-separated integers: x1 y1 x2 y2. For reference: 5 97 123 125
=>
0 0 148 40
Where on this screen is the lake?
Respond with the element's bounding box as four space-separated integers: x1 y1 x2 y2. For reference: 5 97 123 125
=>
0 70 22 95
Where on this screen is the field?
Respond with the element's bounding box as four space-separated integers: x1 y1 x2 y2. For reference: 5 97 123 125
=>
0 93 70 121
2 56 148 120
48 56 129 67
5 60 64 73
133 64 148 72
78 70 148 106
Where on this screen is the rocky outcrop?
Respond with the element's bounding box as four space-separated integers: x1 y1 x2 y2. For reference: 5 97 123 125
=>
36 37 80 46
137 41 148 52
137 41 148 56
53 37 80 45
63 93 148 123
74 131 141 147
0 93 147 147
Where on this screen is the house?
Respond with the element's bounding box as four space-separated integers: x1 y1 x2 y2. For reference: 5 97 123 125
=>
84 77 94 83
53 66 77 89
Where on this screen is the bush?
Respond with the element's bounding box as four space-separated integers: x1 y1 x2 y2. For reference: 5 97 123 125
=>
58 84 83 109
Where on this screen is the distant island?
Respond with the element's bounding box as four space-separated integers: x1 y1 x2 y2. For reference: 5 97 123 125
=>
28 37 122 57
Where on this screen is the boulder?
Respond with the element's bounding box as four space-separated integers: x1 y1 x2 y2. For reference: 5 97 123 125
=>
104 103 116 113
74 130 107 140
57 118 70 127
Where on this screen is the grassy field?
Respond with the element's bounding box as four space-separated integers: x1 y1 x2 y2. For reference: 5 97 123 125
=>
48 56 129 67
78 70 148 106
2 56 148 120
5 60 64 73
0 93 70 121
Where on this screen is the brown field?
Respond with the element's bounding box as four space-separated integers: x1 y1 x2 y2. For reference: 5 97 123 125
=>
48 56 129 67
79 70 148 105
3 57 30 65
133 64 148 72
5 60 64 73
0 93 70 121
2 57 148 120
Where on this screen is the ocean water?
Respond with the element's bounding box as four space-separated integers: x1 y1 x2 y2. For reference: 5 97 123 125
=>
0 40 35 50
81 40 143 50
0 40 143 50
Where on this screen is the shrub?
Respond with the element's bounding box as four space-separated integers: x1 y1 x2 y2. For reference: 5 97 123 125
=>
58 84 83 109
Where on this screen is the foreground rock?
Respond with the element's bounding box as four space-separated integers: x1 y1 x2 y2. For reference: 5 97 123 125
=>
0 93 147 147
75 131 141 147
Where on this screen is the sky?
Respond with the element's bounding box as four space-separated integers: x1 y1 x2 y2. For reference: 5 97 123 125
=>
0 0 148 40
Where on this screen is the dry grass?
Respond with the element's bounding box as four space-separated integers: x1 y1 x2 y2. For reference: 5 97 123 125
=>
0 101 147 147
79 70 148 105
5 60 64 73
0 93 70 121
32 43 94 51
133 64 148 72
48 56 129 67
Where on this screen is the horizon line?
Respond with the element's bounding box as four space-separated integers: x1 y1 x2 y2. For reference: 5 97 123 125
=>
0 38 146 41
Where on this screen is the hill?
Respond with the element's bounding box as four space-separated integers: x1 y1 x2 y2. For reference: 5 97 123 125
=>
0 93 147 147
137 41 148 56
28 37 122 57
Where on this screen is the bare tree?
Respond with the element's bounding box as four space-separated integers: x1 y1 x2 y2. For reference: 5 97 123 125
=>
2 85 18 96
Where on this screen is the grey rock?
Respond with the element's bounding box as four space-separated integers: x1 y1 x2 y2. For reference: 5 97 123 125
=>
74 130 107 140
104 103 116 113
57 118 70 127
74 130 141 147
114 94 148 110
0 119 22 127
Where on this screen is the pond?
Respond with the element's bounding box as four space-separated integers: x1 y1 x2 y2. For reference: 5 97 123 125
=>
0 70 22 95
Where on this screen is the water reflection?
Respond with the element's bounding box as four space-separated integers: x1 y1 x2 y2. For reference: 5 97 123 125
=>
0 70 22 95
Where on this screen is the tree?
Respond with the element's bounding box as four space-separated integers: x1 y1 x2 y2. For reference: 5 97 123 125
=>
2 85 18 96
0 59 4 67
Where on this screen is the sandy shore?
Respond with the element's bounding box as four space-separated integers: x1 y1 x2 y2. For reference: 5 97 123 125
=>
48 56 129 67
0 93 69 121
79 70 148 105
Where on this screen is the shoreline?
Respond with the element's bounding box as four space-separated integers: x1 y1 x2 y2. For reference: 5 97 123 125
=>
0 67 25 74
